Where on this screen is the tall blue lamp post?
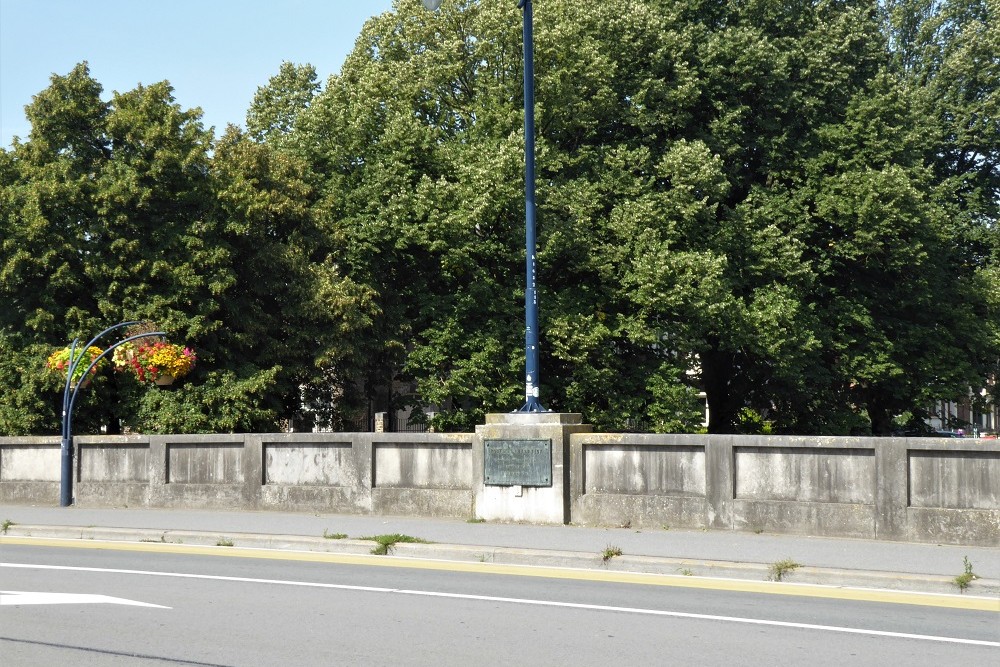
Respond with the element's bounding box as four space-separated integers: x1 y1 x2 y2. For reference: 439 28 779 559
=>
422 0 546 412
59 321 165 506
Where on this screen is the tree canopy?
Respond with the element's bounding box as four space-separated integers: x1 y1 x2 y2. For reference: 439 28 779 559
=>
1 0 996 436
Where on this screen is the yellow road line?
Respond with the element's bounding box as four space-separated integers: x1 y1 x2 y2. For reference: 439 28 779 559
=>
2 535 996 612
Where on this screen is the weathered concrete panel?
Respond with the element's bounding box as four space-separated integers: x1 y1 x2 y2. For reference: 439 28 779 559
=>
264 442 354 486
0 445 60 482
78 444 150 483
908 451 1000 510
874 438 908 541
167 444 244 484
734 447 874 504
732 499 875 539
0 480 59 504
705 436 735 529
373 487 472 519
374 442 472 490
583 445 705 496
152 483 247 508
905 507 1000 547
74 482 150 507
577 494 708 529
258 484 370 514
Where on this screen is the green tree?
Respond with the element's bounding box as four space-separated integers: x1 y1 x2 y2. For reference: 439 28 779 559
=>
0 64 114 434
245 0 996 433
0 64 372 434
882 0 1000 412
290 0 530 429
208 127 376 431
283 0 979 433
8 2 994 437
246 62 321 147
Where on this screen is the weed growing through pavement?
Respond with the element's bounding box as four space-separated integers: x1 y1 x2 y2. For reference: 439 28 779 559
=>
1 519 13 534
141 534 169 543
323 530 348 540
216 538 234 547
362 534 430 556
954 556 978 592
679 568 694 576
601 545 624 563
768 558 801 581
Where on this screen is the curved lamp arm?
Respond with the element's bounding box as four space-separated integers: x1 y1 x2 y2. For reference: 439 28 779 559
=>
59 322 166 507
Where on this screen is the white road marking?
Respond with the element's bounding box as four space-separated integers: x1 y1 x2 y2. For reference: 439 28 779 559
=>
1 563 996 647
0 590 169 608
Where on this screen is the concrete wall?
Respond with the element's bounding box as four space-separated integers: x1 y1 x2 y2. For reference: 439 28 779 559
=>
0 432 474 519
2 431 997 545
569 434 1000 546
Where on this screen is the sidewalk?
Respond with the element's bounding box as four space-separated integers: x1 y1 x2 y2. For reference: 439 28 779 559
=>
1 504 997 597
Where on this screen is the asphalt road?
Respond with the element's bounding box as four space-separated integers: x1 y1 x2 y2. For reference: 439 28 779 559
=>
2 542 997 666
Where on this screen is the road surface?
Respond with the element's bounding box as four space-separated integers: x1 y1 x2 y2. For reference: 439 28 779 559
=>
1 540 997 666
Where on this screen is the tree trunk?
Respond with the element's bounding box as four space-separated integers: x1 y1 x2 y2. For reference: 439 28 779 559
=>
702 345 739 434
866 393 893 436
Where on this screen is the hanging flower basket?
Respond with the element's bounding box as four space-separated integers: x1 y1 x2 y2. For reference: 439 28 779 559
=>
46 346 107 386
111 343 136 370
115 341 196 385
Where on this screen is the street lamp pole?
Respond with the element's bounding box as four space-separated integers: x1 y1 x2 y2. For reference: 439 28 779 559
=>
423 0 546 412
59 322 165 506
518 0 544 412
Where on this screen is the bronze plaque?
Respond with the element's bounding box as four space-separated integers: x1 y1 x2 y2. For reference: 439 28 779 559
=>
484 439 552 486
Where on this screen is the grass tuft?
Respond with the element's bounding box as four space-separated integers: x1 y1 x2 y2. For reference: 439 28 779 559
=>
768 558 801 582
954 556 978 592
361 534 431 556
601 545 624 563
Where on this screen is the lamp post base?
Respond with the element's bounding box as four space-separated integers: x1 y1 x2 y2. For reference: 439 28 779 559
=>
517 398 548 413
59 437 73 507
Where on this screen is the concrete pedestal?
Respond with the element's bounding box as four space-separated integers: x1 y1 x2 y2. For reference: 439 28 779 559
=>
473 413 591 524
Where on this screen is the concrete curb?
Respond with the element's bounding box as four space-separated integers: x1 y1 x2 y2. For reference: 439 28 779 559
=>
4 523 997 598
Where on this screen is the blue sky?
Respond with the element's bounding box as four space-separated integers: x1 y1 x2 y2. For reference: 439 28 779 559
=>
0 0 396 148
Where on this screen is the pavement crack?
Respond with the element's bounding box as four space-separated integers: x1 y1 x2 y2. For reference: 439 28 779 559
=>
0 636 237 667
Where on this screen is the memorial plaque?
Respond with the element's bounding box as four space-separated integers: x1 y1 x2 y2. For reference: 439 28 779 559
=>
483 439 552 486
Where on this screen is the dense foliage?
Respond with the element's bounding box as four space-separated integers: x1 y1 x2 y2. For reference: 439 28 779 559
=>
1 0 997 435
